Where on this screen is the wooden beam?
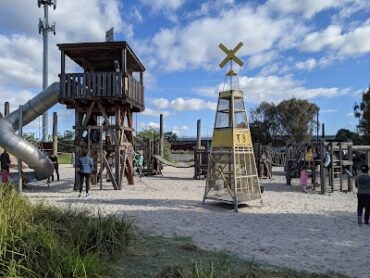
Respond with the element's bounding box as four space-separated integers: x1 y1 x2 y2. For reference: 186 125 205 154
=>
96 101 118 143
76 101 95 143
52 112 58 156
115 104 121 188
103 156 118 190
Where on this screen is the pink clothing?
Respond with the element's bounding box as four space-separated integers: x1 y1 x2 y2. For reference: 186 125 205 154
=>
300 169 308 191
1 169 9 183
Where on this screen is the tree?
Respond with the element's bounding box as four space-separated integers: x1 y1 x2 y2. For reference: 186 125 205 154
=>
354 86 370 143
250 98 319 143
334 128 362 144
250 102 279 144
276 98 319 142
23 132 37 145
137 128 160 141
58 130 74 153
137 128 171 160
164 131 178 143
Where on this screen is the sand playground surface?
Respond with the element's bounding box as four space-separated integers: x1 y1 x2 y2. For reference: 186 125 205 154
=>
23 165 370 278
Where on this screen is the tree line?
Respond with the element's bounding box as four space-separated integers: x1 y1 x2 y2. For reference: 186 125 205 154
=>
22 87 370 149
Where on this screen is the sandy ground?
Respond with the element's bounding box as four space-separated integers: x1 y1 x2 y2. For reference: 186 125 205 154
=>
23 165 370 278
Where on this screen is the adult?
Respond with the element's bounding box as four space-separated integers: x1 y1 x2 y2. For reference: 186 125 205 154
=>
48 153 59 182
0 149 11 183
76 150 93 197
355 164 370 225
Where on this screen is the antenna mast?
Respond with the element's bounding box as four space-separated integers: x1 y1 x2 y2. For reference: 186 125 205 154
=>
38 0 56 142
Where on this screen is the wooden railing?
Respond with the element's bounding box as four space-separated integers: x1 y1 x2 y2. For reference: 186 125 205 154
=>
60 72 144 107
125 75 144 105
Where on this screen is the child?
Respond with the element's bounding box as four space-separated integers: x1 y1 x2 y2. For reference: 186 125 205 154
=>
355 164 370 225
300 166 309 193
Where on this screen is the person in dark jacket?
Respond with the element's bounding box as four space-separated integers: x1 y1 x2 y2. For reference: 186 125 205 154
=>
76 150 93 197
0 149 11 183
48 154 59 182
355 164 370 224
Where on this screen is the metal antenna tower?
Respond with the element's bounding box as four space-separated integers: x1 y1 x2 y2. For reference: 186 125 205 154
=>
38 0 56 142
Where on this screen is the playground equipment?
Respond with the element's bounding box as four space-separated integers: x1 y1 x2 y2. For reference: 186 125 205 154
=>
203 43 262 212
194 119 209 179
0 83 59 180
58 41 145 189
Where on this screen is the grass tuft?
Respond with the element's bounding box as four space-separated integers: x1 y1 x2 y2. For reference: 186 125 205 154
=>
0 184 133 277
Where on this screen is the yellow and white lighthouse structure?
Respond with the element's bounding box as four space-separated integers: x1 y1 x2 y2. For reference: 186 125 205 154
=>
203 42 262 212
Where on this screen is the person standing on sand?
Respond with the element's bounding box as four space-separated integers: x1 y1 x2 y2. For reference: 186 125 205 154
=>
300 166 309 193
48 153 59 182
0 149 11 183
76 150 93 198
355 164 370 225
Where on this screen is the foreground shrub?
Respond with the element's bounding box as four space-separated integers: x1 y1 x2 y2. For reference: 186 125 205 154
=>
0 184 133 277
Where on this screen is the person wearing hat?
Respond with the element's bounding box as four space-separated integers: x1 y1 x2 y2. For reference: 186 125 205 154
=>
355 164 370 224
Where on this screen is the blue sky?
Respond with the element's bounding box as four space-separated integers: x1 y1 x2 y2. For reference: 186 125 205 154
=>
0 0 369 138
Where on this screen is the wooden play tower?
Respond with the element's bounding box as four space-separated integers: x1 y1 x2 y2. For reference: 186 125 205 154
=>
58 41 145 189
203 43 262 211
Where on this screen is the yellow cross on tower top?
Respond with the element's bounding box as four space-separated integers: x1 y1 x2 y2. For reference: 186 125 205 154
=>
218 42 244 68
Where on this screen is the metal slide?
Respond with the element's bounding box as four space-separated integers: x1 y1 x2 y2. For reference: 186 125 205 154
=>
0 82 60 180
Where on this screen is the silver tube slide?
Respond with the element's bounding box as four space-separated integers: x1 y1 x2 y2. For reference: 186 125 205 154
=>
0 82 60 180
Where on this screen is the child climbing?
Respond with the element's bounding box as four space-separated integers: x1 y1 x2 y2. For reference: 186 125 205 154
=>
300 166 309 193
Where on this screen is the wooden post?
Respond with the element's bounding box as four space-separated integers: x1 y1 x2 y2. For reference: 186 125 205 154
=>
194 119 201 179
196 119 201 149
52 112 58 156
115 105 121 189
320 139 327 194
339 142 343 192
122 48 127 74
348 145 353 192
329 142 334 193
4 102 9 116
148 139 152 175
160 114 164 157
100 125 103 190
17 105 23 192
74 109 81 191
61 50 65 75
140 72 143 85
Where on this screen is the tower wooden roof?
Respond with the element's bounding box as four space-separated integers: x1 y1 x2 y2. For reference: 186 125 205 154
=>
57 41 145 72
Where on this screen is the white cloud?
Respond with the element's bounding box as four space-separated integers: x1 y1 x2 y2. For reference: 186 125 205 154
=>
263 0 344 18
131 6 144 23
347 112 355 117
152 98 170 109
219 75 350 103
0 0 125 91
192 86 218 98
248 51 278 69
170 98 217 111
150 4 305 72
172 125 189 135
147 122 160 129
140 0 185 12
296 58 317 71
295 56 335 71
321 109 338 113
142 107 171 117
187 0 235 18
0 86 36 111
300 24 370 55
138 121 160 129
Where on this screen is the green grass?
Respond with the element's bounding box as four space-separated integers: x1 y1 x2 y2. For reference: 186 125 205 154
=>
0 184 133 277
0 184 348 278
57 153 73 164
116 235 348 278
